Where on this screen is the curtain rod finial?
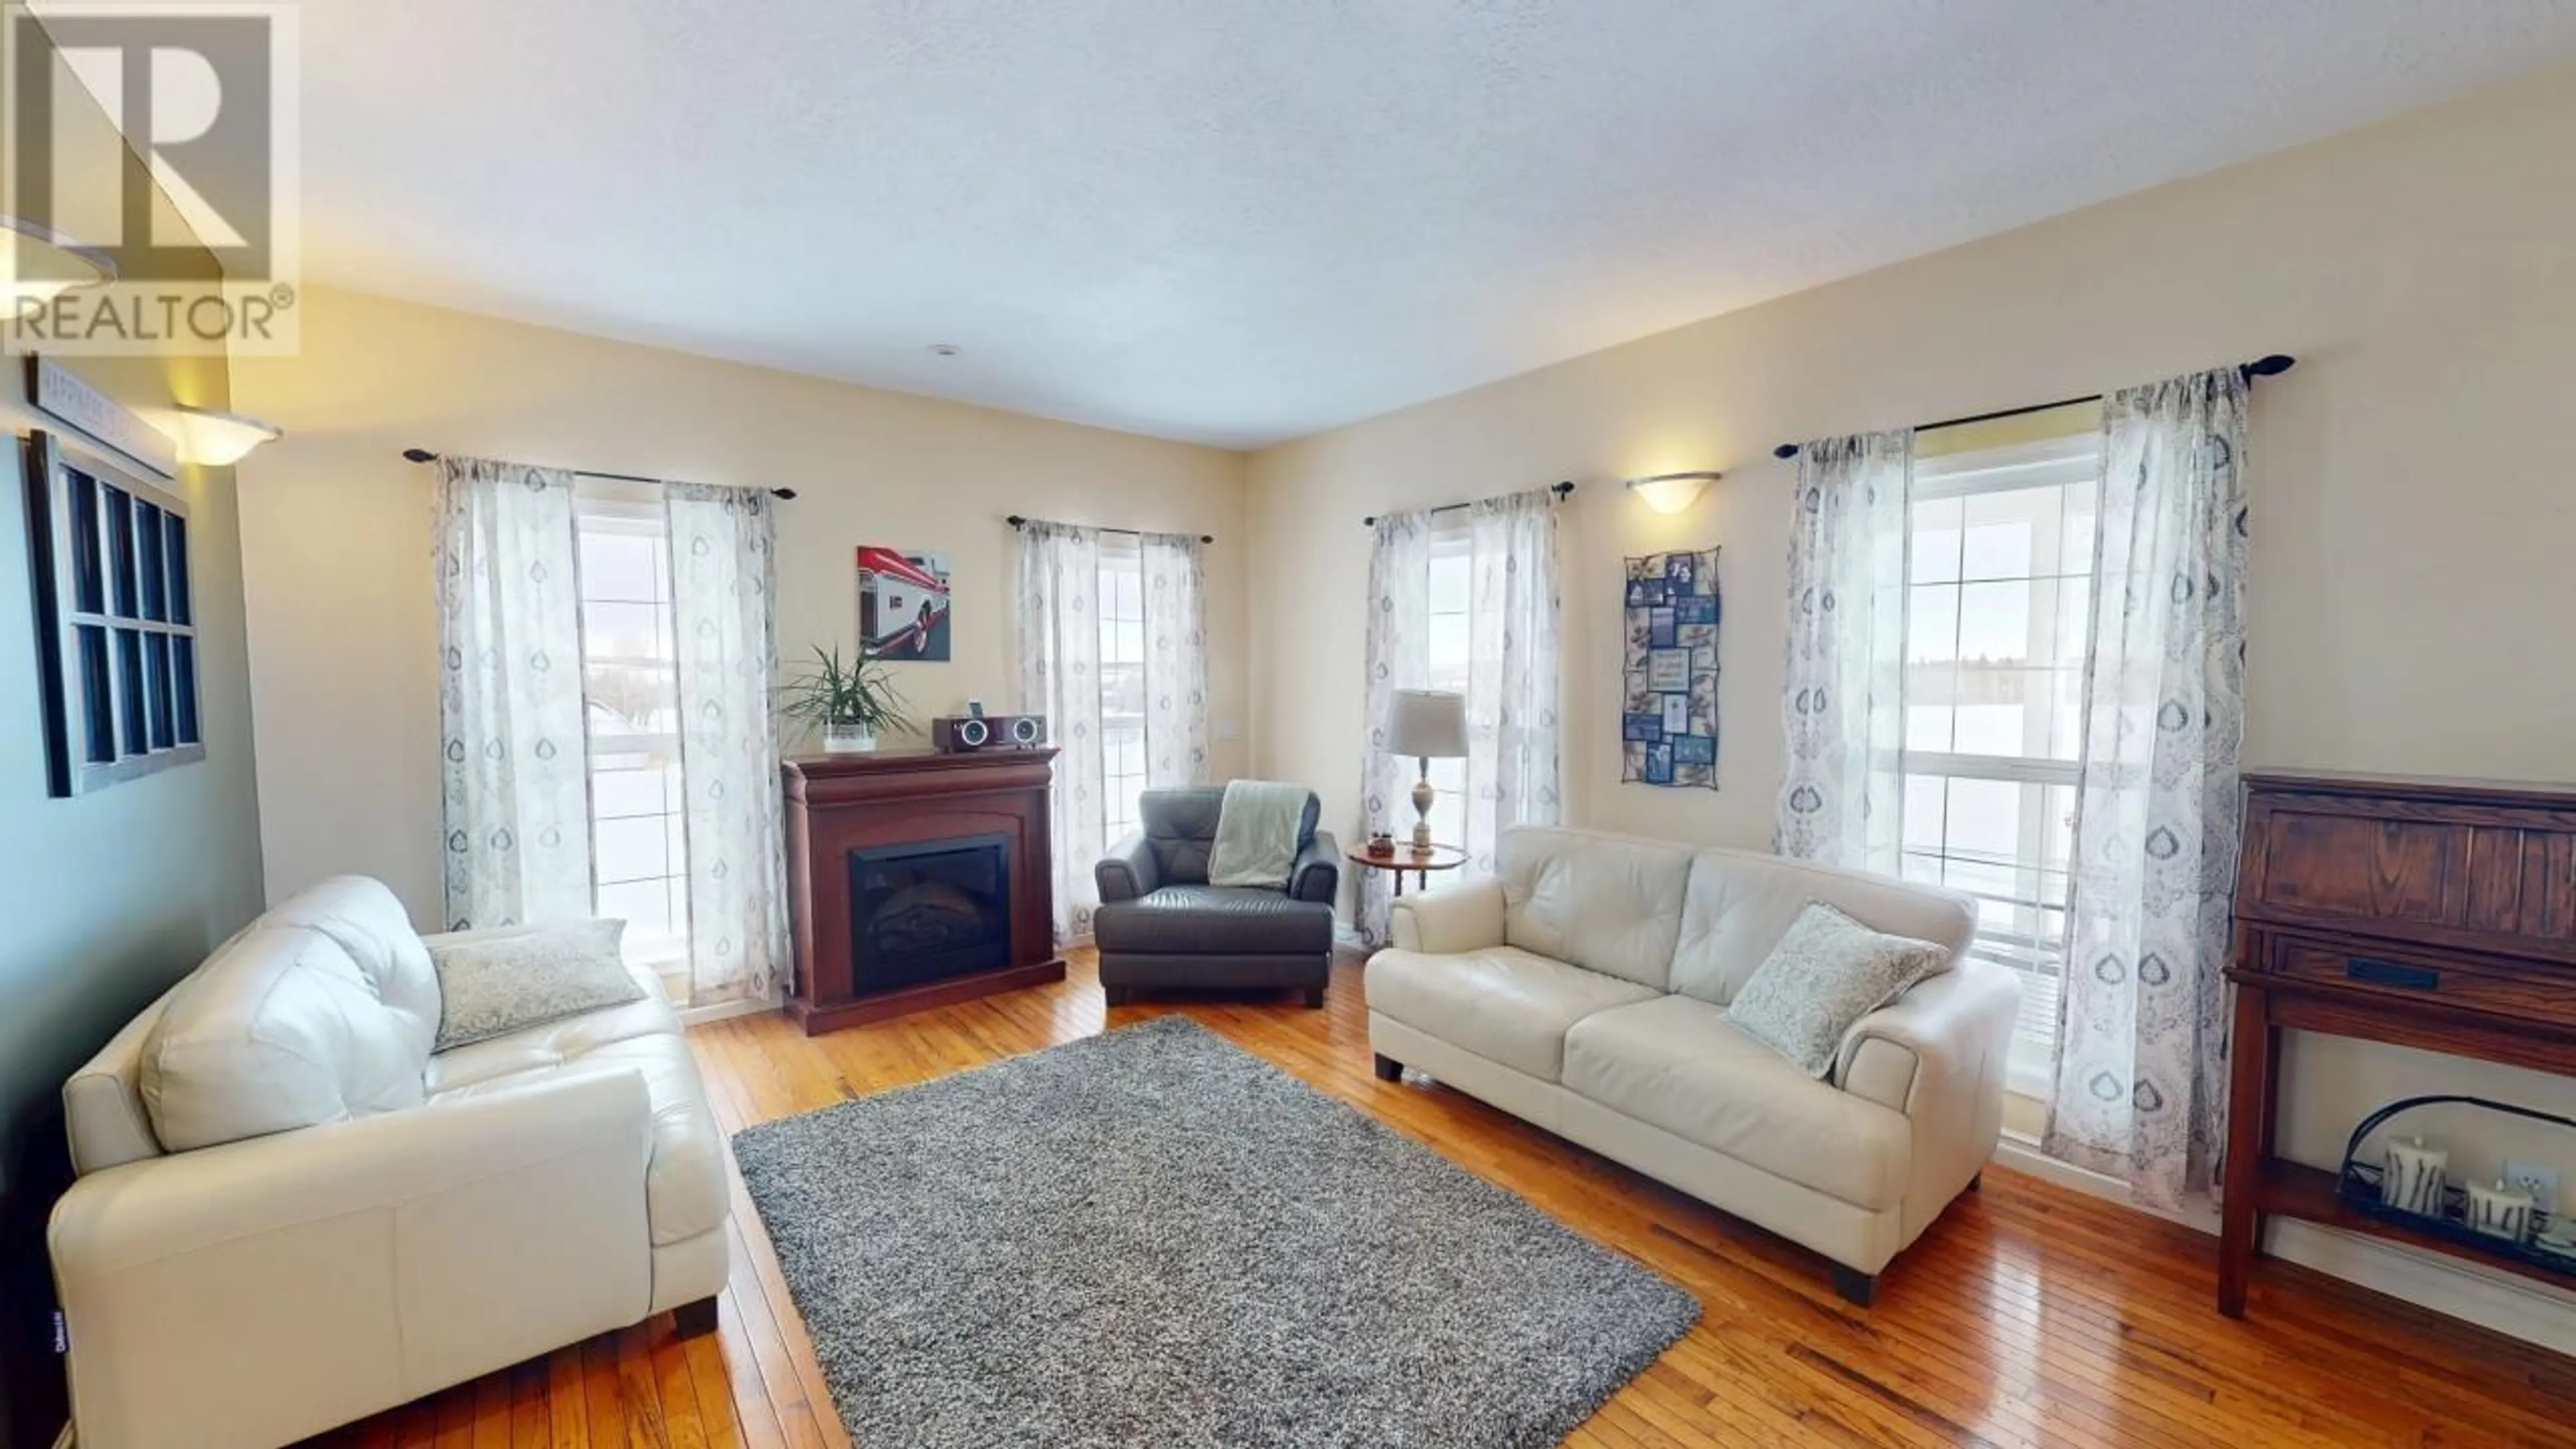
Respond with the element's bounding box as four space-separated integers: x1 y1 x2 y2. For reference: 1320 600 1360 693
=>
2243 354 2296 378
402 447 437 464
1773 443 1801 460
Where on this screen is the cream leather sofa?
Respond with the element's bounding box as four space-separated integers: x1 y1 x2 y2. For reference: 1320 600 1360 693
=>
49 877 730 1449
1365 826 2015 1304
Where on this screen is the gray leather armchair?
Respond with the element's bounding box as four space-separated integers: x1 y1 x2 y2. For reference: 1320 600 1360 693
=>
1093 786 1340 1007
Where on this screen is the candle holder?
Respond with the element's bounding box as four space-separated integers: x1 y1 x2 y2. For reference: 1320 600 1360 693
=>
2337 1094 2576 1284
2469 1179 2536 1243
2381 1136 2448 1217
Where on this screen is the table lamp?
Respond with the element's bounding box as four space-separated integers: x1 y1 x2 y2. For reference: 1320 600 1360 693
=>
1386 688 1468 851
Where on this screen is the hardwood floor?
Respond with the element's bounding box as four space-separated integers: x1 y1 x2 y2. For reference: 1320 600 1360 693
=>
307 953 2576 1448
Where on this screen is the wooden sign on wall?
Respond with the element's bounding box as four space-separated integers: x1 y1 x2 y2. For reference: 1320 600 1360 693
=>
27 356 179 478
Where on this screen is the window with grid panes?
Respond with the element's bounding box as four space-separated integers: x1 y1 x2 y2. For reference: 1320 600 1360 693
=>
1899 411 2104 1094
25 433 205 796
574 483 691 974
1097 534 1150 853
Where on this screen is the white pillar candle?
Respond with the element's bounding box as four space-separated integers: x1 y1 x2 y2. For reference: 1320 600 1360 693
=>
2381 1136 2449 1218
2468 1179 2535 1243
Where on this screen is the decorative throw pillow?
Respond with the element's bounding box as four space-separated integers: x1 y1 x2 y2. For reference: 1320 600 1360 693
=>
429 918 645 1051
1727 902 1949 1079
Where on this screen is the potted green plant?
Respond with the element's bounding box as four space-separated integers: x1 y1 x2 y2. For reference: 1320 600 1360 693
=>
779 645 914 753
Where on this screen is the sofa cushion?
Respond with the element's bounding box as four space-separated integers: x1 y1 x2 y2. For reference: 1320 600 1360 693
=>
1562 996 1913 1211
140 925 433 1152
427 1005 726 1247
1668 847 1976 1007
429 918 646 1050
1727 902 1949 1077
425 960 682 1090
1497 827 1695 991
258 875 443 1062
1365 945 1659 1082
1093 885 1334 955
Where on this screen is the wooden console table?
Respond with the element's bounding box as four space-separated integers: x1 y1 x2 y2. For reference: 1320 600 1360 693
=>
2220 769 2576 1316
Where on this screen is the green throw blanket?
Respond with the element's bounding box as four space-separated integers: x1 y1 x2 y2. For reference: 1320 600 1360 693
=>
1206 780 1309 889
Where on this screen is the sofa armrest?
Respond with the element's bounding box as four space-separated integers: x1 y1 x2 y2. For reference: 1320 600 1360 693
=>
1289 830 1340 904
52 1068 651 1271
1391 877 1507 955
1833 959 2019 1120
50 1072 655 1449
1095 830 1160 904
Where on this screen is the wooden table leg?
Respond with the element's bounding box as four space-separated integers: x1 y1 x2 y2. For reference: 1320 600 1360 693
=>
2218 983 2277 1318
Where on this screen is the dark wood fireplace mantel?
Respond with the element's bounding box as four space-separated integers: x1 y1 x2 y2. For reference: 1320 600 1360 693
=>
782 749 1063 1033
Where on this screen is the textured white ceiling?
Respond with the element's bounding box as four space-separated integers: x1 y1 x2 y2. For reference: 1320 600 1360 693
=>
292 1 2576 447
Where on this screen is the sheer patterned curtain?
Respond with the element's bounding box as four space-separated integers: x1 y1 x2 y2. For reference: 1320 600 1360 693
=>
1356 510 1432 945
1462 490 1564 874
1139 531 1209 790
2045 368 2250 1210
434 456 594 930
1774 430 1911 873
665 483 788 1004
1018 521 1106 943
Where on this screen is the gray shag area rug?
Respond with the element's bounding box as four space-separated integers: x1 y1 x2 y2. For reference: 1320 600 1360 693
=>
731 1015 1697 1448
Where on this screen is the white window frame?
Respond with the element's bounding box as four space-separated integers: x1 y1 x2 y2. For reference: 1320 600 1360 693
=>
1096 533 1149 854
1419 512 1474 849
573 482 692 986
1899 431 2104 1099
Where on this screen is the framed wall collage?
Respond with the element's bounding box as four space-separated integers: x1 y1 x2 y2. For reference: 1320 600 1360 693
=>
1621 547 1719 788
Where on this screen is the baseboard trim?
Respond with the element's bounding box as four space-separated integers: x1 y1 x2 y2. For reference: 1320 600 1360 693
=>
1991 1136 2576 1354
677 994 782 1028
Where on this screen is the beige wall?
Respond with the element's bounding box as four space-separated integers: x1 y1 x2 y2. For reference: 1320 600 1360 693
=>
1246 68 2576 1192
233 286 1246 925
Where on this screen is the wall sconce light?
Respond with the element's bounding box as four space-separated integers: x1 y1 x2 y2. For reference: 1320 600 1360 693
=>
2 213 115 305
163 404 285 466
1624 471 1720 514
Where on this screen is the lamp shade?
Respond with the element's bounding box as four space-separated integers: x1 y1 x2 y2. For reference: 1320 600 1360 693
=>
1625 471 1719 514
1387 688 1468 759
1 213 114 305
164 404 284 466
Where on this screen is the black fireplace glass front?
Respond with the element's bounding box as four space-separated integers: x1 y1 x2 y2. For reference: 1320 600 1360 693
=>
847 833 1012 991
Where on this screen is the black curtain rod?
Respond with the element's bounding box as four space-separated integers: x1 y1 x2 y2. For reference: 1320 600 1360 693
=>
1005 515 1214 545
1769 355 2297 461
400 447 798 500
1363 479 1575 528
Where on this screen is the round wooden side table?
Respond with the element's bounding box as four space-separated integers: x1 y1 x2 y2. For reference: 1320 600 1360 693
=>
1345 843 1468 896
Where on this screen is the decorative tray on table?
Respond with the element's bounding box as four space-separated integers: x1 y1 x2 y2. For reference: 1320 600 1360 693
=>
2334 1093 2576 1281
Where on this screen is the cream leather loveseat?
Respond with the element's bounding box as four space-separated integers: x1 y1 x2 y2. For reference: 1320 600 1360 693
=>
50 877 730 1449
1365 826 2015 1303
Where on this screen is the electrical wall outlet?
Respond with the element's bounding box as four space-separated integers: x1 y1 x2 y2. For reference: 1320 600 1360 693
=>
2503 1160 2561 1217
